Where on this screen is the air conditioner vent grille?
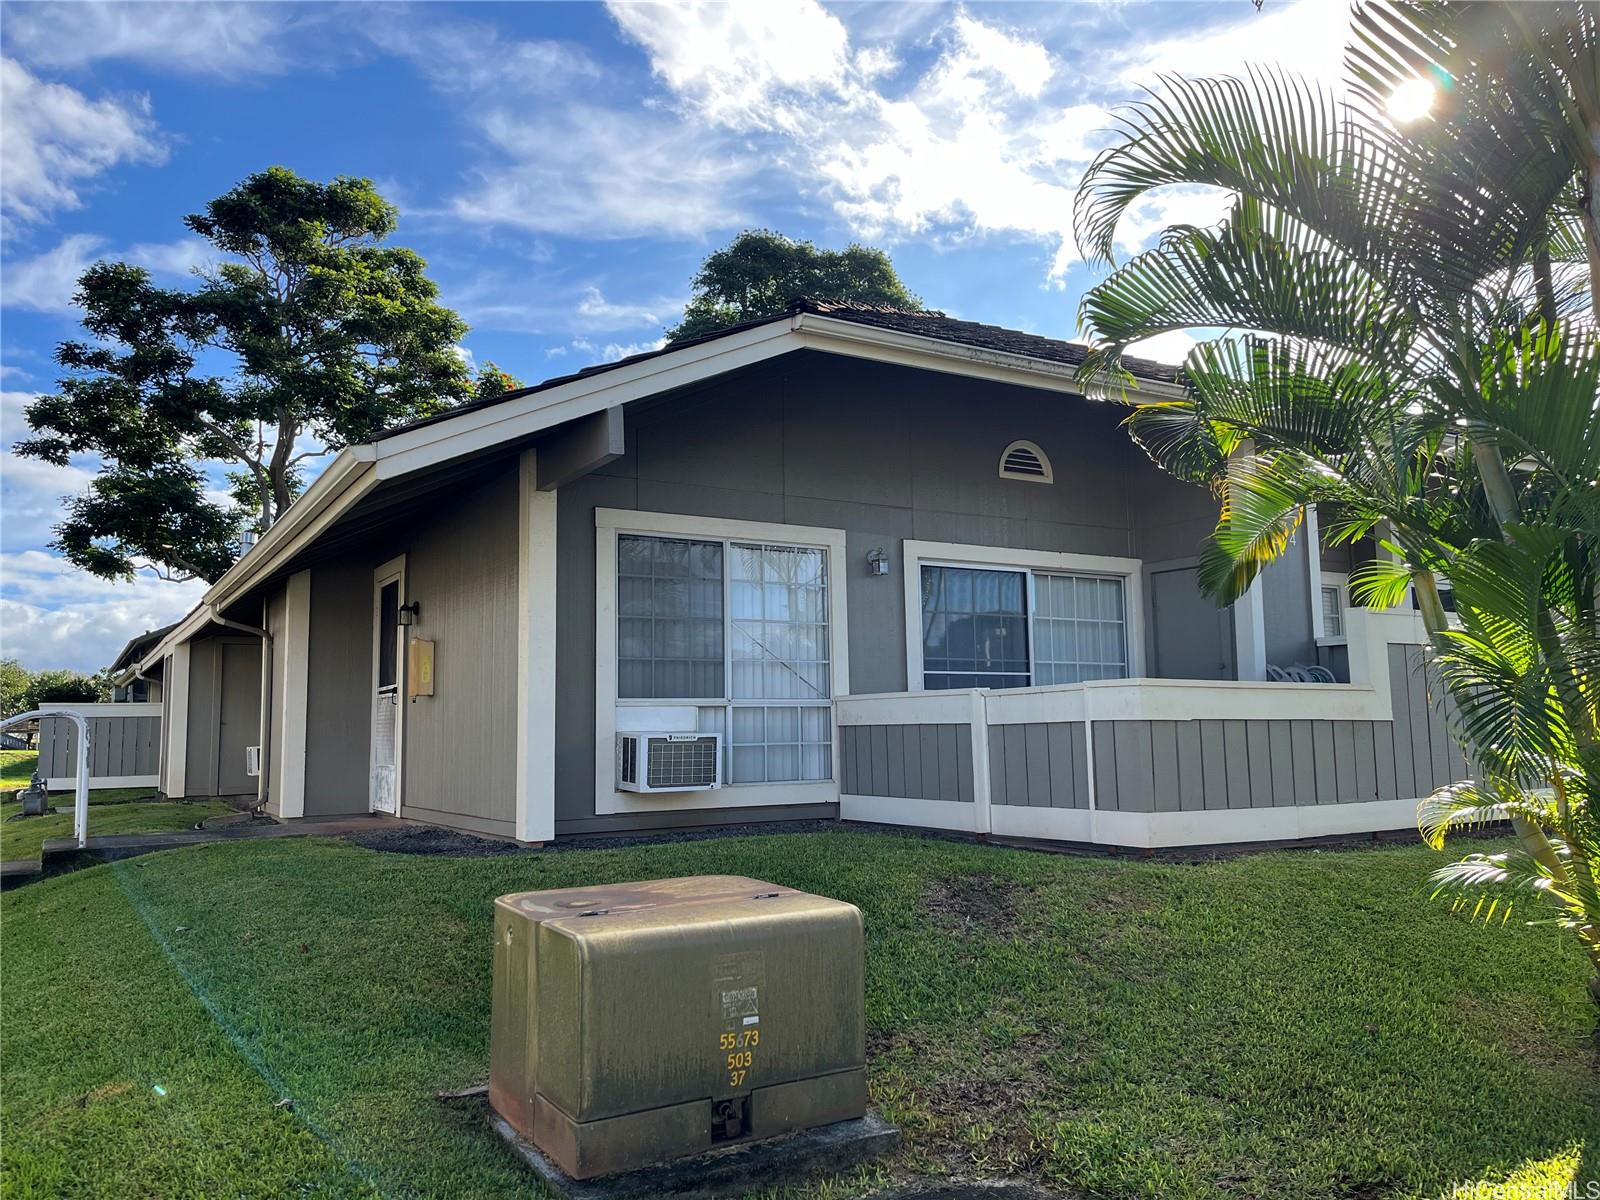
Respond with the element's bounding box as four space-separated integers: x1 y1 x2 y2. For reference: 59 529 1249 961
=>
616 732 722 793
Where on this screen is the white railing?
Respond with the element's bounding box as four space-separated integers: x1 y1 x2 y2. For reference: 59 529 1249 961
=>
2 709 90 849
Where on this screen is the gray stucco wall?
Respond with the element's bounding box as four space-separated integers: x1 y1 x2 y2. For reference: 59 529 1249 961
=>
553 351 1223 833
399 467 520 837
303 561 373 817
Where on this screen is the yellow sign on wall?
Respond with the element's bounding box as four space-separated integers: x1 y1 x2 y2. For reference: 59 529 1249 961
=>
408 638 435 698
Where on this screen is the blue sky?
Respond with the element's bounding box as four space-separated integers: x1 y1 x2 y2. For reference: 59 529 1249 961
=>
0 0 1344 672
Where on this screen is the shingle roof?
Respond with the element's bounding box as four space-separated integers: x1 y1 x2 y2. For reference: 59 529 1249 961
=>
373 298 1180 442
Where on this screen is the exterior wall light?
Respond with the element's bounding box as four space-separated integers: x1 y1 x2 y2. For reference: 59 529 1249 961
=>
866 548 890 576
397 600 421 626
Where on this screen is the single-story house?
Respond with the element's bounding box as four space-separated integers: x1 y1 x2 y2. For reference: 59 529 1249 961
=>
126 300 1463 848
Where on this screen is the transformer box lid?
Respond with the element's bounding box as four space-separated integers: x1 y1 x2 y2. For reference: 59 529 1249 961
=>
490 875 865 1130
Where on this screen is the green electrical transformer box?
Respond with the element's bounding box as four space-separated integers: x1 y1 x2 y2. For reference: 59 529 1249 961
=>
489 875 868 1180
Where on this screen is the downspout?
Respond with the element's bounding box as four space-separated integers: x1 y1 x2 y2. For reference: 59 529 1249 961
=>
209 606 274 813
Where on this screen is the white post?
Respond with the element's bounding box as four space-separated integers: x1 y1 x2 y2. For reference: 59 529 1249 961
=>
73 719 90 848
515 448 559 844
968 690 992 836
0 709 90 849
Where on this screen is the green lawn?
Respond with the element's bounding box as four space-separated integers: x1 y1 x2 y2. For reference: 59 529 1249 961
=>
1 749 39 787
2 830 1596 1199
0 750 233 863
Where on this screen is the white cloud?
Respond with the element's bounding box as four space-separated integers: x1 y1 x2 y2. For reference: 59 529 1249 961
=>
609 0 851 133
0 57 166 229
1126 328 1200 366
1118 0 1347 91
599 337 668 363
0 551 205 672
450 104 754 240
2 233 213 314
2 1 299 77
364 17 600 96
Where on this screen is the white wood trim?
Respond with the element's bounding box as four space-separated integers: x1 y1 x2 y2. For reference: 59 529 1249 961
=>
840 793 978 832
515 450 558 843
37 702 162 717
164 646 190 798
46 773 158 790
370 556 406 816
202 454 378 614
593 508 850 817
1305 504 1325 639
901 539 1145 690
274 570 311 820
835 690 976 725
969 690 993 835
1092 797 1420 849
989 804 1095 843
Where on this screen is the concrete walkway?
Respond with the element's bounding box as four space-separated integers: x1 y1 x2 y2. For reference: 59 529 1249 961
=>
3 814 413 888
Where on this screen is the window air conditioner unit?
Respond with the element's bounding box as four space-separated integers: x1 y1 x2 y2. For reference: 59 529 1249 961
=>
244 746 261 778
616 732 721 793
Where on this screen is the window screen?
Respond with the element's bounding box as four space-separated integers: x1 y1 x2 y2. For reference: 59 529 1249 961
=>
920 566 1029 689
617 535 724 698
378 580 399 690
1034 574 1128 683
1321 585 1344 637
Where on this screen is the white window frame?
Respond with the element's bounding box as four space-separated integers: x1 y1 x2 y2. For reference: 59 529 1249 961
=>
902 540 1144 691
1318 571 1349 645
595 509 850 814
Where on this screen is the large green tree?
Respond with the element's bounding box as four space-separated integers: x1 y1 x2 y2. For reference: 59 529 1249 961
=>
666 229 920 343
1074 2 1599 996
16 167 474 583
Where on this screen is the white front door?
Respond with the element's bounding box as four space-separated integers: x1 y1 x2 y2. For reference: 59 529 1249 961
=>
370 558 405 814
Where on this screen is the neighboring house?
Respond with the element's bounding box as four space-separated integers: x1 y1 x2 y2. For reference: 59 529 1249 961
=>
125 300 1463 847
112 618 263 803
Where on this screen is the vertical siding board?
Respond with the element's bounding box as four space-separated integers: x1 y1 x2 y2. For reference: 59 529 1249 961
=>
1199 721 1228 810
936 725 960 803
1331 721 1355 800
1025 724 1052 810
998 723 1024 809
871 725 891 797
839 727 858 793
885 725 907 799
903 724 924 799
919 726 941 801
955 723 974 804
1245 721 1274 808
1150 721 1181 813
1373 721 1398 801
1069 724 1089 809
1267 722 1295 809
1312 722 1337 804
1289 720 1316 806
1094 723 1120 811
1352 722 1378 803
1045 722 1073 809
1113 721 1156 814
1175 722 1205 812
1222 719 1251 809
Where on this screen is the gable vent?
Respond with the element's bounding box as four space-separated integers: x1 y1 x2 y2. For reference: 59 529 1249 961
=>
998 440 1053 484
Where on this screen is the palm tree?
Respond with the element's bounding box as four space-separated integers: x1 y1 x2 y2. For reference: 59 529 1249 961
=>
1073 1 1599 998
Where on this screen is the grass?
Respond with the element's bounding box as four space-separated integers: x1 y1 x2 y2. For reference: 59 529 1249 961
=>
2 829 1596 1199
1 749 39 787
1 749 234 863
